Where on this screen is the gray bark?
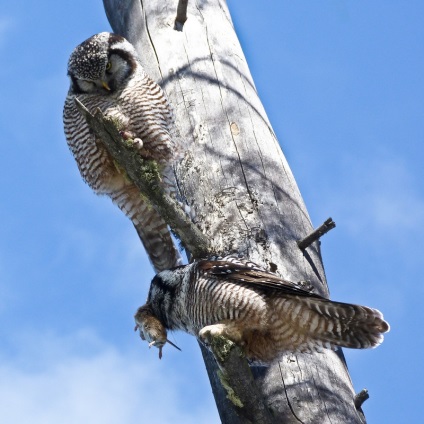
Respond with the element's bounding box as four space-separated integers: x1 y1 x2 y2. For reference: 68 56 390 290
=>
102 0 367 422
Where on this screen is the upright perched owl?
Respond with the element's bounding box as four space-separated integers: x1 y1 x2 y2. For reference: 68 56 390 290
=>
63 32 183 272
134 257 389 362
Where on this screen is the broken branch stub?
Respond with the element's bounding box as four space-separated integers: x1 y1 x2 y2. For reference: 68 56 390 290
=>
297 217 336 250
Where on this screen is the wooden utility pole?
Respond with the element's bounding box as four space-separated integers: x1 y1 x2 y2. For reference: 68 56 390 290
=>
102 1 367 422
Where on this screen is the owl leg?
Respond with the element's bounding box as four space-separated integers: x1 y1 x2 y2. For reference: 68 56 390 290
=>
199 321 244 346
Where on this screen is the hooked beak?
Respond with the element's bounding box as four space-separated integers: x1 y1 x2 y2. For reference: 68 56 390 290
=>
102 80 111 91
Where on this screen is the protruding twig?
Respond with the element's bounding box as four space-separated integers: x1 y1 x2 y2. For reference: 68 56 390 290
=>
297 217 336 250
354 388 369 409
74 98 212 259
207 336 274 424
174 0 188 31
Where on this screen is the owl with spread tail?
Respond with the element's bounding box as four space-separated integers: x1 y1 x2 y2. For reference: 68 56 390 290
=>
135 256 390 363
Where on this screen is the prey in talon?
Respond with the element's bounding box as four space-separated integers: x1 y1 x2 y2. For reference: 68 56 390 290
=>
134 304 181 359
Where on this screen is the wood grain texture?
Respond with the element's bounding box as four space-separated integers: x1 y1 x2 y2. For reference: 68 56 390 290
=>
103 1 367 422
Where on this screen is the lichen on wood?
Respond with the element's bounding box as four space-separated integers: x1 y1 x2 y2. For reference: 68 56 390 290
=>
209 336 274 424
217 370 244 408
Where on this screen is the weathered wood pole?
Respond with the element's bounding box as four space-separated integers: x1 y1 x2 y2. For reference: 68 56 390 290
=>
103 0 367 422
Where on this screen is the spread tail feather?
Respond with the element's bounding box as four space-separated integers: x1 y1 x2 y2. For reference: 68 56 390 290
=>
301 297 390 351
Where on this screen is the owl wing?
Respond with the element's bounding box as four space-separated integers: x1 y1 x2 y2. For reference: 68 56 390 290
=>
199 259 323 299
199 259 390 351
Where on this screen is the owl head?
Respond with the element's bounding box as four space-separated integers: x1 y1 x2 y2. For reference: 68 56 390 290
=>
67 32 139 94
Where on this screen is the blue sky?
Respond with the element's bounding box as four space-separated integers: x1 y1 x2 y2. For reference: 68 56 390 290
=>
0 1 422 422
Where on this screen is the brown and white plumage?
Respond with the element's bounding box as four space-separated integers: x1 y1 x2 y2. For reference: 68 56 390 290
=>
135 257 390 362
63 32 183 272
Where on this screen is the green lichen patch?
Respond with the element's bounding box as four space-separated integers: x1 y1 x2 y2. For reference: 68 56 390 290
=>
217 370 244 408
210 335 236 363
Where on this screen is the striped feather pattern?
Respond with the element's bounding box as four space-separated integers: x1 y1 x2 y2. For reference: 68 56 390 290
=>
146 257 390 363
63 34 183 272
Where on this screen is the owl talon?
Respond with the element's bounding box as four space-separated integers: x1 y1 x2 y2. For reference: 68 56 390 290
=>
119 130 135 140
133 138 144 149
199 324 227 345
119 131 144 150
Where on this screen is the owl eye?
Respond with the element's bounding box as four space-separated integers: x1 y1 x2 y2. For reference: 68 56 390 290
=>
106 61 112 71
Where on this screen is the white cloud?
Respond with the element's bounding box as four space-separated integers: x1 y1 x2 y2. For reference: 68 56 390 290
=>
323 154 424 241
0 330 218 424
0 17 14 48
360 160 423 231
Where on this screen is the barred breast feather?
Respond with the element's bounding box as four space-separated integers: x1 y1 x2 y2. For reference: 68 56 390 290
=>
64 33 183 272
